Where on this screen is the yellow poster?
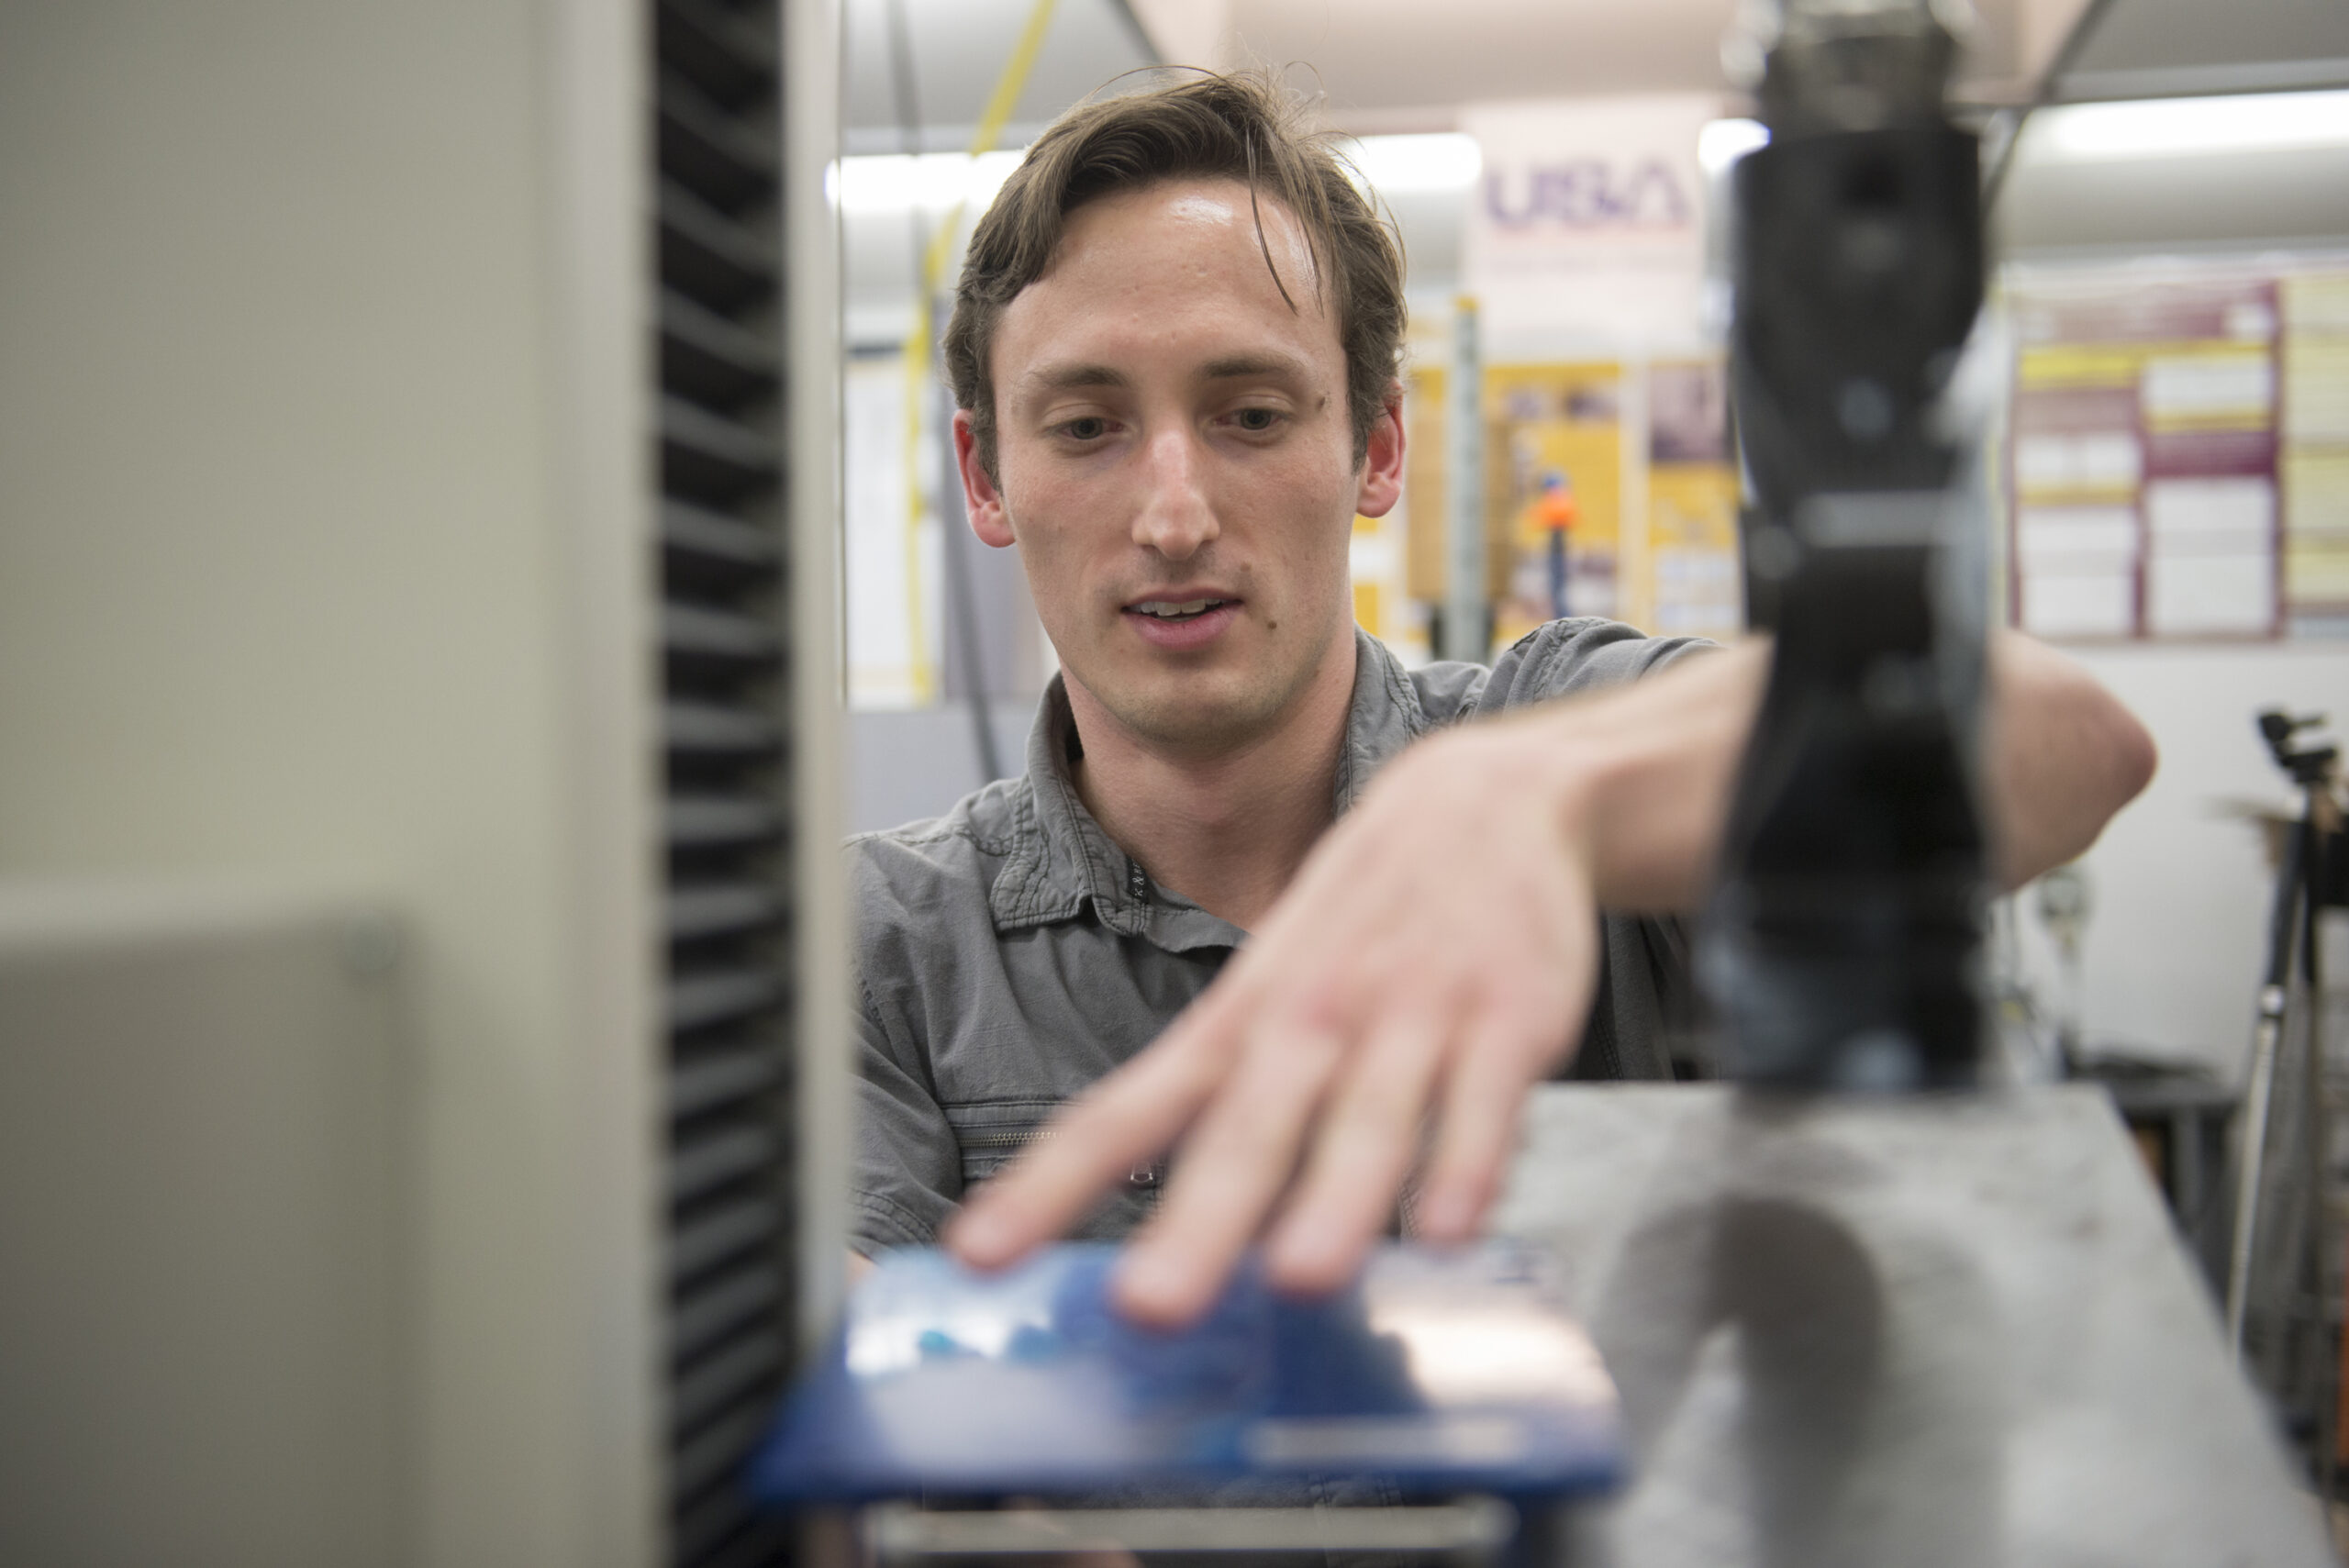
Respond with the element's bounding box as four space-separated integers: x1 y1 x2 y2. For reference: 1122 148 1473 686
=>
1484 361 1623 648
1645 360 1742 639
1400 354 1744 651
2284 272 2349 625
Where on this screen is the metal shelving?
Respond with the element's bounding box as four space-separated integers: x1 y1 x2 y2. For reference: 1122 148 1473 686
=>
652 1 796 1562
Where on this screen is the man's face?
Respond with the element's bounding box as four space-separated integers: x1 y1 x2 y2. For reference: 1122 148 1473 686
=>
955 178 1402 755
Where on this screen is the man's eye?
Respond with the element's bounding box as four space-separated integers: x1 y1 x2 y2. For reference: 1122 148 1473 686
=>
1233 407 1280 432
1063 417 1109 441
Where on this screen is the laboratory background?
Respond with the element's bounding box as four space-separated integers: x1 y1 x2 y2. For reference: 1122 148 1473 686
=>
3 1 2348 1565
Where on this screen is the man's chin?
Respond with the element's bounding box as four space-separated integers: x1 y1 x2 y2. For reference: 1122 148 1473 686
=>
1080 673 1293 754
1062 624 1350 755
1100 692 1275 751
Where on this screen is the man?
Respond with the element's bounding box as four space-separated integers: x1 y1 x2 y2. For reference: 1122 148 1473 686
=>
851 72 2155 1329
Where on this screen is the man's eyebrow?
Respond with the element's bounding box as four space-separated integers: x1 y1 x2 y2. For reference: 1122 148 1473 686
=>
1199 352 1312 382
1019 361 1130 395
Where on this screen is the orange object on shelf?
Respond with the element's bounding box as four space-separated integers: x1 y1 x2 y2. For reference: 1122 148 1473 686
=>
1534 472 1581 534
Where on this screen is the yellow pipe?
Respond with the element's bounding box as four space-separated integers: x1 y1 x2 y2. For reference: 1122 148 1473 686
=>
900 0 1059 705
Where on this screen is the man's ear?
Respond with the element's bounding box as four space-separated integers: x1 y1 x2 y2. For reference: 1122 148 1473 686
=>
1353 382 1406 519
953 408 1017 549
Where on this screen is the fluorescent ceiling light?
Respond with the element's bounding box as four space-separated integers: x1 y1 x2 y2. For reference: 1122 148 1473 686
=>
839 136 1488 214
837 120 1783 213
1698 117 1770 177
834 150 1025 216
1341 133 1482 194
2024 90 2349 163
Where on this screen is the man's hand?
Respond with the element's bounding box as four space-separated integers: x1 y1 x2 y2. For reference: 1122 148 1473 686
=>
946 646 1765 1327
944 634 2151 1327
951 716 1602 1325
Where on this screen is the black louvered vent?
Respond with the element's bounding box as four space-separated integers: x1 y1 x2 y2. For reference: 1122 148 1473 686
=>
654 3 794 1564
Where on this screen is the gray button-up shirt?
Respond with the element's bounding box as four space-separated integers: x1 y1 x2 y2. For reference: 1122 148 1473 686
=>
851 617 1710 1256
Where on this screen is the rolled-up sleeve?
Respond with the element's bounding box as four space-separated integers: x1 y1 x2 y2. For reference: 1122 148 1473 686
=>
1478 616 1715 710
852 971 960 1254
848 834 969 1255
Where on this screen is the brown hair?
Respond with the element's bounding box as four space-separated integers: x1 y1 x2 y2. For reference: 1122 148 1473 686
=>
942 70 1406 479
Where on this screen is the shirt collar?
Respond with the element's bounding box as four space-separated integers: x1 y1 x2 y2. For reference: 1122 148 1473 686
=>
987 628 1435 948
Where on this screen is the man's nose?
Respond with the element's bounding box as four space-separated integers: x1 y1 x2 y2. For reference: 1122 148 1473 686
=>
1130 428 1219 561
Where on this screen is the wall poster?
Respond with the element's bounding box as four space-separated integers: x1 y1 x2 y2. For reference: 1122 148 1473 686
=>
2283 272 2349 635
842 351 942 706
1398 353 1745 659
1645 360 1742 639
1461 95 1718 349
1486 361 1626 648
2003 257 2349 643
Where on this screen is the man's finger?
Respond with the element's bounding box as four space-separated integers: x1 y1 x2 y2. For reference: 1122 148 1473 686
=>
1111 1014 1352 1325
1261 999 1453 1294
947 1001 1238 1267
1415 1012 1551 1241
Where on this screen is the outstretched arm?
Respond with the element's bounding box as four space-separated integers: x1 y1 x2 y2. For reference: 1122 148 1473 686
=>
946 631 2154 1327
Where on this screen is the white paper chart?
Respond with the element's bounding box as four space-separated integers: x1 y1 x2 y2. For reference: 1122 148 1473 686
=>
2003 256 2349 642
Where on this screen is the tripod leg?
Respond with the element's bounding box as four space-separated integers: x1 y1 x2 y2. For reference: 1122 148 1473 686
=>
2231 819 2312 1357
2232 1004 2288 1356
2302 853 2339 1500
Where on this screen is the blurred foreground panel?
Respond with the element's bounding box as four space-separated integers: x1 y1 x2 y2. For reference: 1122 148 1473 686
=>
0 884 404 1568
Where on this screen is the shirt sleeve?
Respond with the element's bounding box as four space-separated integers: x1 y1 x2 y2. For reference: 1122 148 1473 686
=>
1475 615 1716 713
1564 911 1709 1083
1477 617 1719 1082
852 970 962 1254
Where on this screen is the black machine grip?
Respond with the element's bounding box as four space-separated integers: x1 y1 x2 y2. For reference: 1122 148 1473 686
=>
1702 22 1992 1090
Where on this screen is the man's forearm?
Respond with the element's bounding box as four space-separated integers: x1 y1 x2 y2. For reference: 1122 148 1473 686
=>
1514 631 2154 912
952 629 2155 1321
1977 632 2159 886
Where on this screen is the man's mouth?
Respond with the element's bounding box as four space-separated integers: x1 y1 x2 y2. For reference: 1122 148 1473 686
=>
1126 598 1236 623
